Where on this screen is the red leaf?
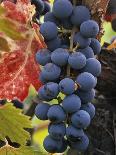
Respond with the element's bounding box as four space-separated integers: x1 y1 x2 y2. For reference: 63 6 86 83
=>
0 1 45 101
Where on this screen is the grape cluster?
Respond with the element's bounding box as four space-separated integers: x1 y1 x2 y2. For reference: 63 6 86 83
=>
31 0 51 20
35 0 101 153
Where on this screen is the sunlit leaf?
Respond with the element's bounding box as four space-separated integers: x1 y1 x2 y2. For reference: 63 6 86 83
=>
0 103 32 145
0 145 43 155
0 6 6 15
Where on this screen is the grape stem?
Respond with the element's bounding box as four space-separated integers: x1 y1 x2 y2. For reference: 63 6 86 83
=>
66 0 77 77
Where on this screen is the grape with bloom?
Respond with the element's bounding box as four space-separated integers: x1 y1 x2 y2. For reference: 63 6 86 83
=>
35 0 101 153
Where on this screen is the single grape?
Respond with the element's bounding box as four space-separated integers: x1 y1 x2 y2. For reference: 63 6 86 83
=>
46 37 61 51
42 1 51 15
71 110 91 128
76 72 97 91
66 125 84 141
70 134 89 151
40 22 58 41
12 99 23 109
36 49 51 66
82 58 101 77
42 63 61 81
47 105 66 123
57 138 67 153
62 94 81 113
31 0 44 13
44 12 60 26
77 89 95 103
71 5 90 26
81 103 95 119
35 102 50 120
78 46 94 59
51 48 69 66
59 78 75 95
90 38 101 55
80 20 99 38
44 82 59 98
48 122 66 140
43 135 59 153
73 32 91 48
39 73 48 84
68 52 86 70
53 0 73 19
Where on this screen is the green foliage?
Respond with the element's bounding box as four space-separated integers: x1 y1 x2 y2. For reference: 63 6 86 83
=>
0 145 43 155
0 103 32 145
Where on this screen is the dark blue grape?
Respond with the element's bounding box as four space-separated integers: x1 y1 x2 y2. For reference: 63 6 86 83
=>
81 103 95 119
42 63 61 81
42 1 51 15
76 72 97 91
46 37 61 51
44 82 59 98
71 110 91 128
77 89 95 103
48 123 66 140
57 138 67 153
35 103 50 120
71 6 90 26
53 0 73 19
90 38 101 55
61 18 73 30
40 22 58 41
0 99 6 105
73 32 91 48
31 0 44 13
43 135 59 153
12 99 23 109
78 46 94 59
47 105 66 123
66 125 84 141
62 94 81 113
70 134 89 151
68 52 86 70
44 12 60 26
82 58 101 77
59 78 75 95
51 48 69 66
80 20 99 38
36 48 51 66
39 73 48 84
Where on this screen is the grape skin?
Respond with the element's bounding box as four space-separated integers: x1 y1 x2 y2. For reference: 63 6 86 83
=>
90 38 101 55
68 52 86 70
78 46 94 59
42 63 61 81
80 20 99 38
81 103 95 119
35 103 50 120
73 32 91 48
71 5 90 26
77 89 95 103
40 22 58 41
59 78 75 95
47 105 66 123
71 110 91 129
82 58 101 77
51 48 69 67
46 37 61 51
53 0 73 19
36 49 51 66
48 123 66 140
76 72 97 91
62 94 81 113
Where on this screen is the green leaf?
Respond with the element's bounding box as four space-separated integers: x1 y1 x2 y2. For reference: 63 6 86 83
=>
0 103 32 145
0 18 25 40
0 37 10 52
0 145 43 155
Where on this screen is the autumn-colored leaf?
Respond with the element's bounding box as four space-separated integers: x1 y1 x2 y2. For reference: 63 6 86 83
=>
0 37 10 52
0 1 45 101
